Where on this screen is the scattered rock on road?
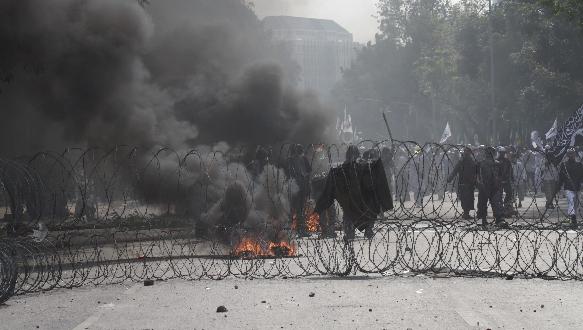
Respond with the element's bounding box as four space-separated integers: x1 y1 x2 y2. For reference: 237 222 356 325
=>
216 306 228 313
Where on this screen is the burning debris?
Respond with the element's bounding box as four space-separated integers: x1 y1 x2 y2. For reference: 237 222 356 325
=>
232 236 296 258
232 237 263 257
306 212 320 233
292 201 321 234
197 163 300 258
267 241 296 257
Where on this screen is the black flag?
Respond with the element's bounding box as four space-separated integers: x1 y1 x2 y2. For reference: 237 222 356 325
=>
548 104 583 164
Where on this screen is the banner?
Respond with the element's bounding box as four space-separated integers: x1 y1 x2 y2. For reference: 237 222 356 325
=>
439 122 452 144
548 104 583 164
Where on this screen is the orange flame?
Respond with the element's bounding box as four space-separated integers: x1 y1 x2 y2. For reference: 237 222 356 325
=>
268 241 297 257
291 202 321 233
233 237 264 257
233 237 296 257
306 212 320 232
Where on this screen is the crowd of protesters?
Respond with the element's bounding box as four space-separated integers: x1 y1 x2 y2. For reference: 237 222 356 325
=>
251 141 583 242
335 142 583 232
391 144 583 229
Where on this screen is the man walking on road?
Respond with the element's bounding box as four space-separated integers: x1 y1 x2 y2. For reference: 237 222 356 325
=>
557 148 583 229
477 147 508 228
447 146 478 219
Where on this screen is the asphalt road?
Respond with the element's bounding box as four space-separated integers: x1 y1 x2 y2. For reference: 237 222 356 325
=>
1 275 582 330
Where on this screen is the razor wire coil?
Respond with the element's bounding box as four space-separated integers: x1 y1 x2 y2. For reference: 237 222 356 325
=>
1 141 582 304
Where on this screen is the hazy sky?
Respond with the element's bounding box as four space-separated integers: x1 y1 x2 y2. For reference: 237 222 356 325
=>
251 0 379 43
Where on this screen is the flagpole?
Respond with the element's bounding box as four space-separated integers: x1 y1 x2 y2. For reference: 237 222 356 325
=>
382 112 394 147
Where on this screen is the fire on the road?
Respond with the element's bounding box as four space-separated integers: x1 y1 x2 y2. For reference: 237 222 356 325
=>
233 237 296 257
292 202 321 233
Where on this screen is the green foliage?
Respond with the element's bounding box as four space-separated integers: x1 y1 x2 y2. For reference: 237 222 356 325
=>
538 0 583 28
334 0 583 144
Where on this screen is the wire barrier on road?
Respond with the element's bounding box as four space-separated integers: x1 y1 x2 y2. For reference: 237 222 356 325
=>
0 142 582 304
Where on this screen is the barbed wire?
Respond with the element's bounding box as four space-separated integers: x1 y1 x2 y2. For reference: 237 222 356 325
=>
0 141 581 304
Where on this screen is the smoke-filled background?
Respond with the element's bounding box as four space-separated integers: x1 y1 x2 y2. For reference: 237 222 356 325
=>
0 0 335 157
0 0 339 243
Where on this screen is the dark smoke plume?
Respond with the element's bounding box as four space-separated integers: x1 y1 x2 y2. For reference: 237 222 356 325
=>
0 0 333 241
0 0 334 156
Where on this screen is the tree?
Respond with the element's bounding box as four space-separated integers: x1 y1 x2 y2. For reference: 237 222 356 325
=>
538 0 583 28
333 0 583 144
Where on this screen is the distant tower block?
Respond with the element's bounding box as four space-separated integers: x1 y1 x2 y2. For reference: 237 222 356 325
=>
263 16 354 96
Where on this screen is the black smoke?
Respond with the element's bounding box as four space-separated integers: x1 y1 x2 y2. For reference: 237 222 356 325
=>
0 0 334 156
0 0 335 240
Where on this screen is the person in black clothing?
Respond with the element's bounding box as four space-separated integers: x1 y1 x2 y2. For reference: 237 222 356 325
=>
314 145 393 241
341 145 367 239
287 144 312 237
476 147 508 228
556 148 583 229
447 146 477 220
310 145 337 238
345 145 360 163
497 147 515 216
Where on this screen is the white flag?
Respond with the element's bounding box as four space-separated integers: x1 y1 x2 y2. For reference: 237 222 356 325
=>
545 118 558 141
440 122 452 144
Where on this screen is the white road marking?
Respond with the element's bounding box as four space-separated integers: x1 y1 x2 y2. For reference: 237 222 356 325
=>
73 284 139 329
455 309 491 328
72 314 101 330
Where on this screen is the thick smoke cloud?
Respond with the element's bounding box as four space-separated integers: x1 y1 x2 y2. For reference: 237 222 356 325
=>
0 0 334 241
0 0 334 156
0 0 175 154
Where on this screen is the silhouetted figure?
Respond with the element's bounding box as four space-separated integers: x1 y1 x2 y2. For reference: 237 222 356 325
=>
556 148 583 229
315 146 393 241
497 147 515 216
287 144 312 237
477 147 507 228
447 146 477 219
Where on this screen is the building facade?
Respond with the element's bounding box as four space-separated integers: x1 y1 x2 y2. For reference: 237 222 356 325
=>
263 16 354 95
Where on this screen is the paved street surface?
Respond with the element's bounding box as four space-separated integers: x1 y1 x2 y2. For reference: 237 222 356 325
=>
1 275 582 330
